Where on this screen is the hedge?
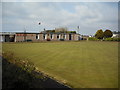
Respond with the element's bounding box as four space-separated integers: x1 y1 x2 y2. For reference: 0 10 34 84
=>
88 37 99 41
104 38 120 41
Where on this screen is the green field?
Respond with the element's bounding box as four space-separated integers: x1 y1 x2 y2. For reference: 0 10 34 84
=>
2 41 118 88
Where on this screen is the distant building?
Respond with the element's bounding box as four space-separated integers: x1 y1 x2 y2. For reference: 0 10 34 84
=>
112 31 120 38
0 32 15 42
0 30 80 42
112 34 119 38
81 35 89 40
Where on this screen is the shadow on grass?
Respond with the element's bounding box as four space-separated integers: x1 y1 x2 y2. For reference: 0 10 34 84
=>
2 53 72 89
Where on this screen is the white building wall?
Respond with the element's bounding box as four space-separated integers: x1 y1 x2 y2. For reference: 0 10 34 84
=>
0 35 5 42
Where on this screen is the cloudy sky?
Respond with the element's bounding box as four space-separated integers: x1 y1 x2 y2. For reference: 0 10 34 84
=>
1 0 119 35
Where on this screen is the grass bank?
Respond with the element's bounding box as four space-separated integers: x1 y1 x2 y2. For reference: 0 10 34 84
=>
2 52 71 88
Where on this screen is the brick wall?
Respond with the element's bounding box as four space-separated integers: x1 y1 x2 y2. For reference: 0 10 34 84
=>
26 34 36 40
15 34 37 42
15 33 80 42
15 36 24 42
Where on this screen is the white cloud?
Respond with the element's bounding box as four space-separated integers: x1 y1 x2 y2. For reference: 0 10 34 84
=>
1 0 120 2
2 2 118 35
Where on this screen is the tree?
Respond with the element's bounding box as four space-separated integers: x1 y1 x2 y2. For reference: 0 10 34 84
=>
104 29 113 38
95 29 104 39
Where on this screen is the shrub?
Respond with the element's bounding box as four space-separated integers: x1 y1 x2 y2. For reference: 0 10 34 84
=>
112 38 118 41
88 37 99 41
59 39 64 41
104 38 113 41
118 38 120 41
70 31 76 34
112 38 120 41
103 38 120 41
24 39 32 42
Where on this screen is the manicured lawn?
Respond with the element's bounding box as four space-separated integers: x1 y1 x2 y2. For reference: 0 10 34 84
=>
2 41 118 88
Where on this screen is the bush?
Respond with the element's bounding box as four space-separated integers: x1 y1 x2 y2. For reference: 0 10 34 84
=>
118 38 120 41
46 38 51 41
112 38 118 41
112 38 120 41
70 31 76 34
24 39 32 42
104 38 113 41
103 38 120 41
88 37 99 41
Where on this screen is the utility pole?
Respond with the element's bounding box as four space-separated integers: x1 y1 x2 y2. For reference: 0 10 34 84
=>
77 26 81 40
44 28 46 31
77 26 80 34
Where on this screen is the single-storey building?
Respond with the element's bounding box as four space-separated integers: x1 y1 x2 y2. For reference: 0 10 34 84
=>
0 30 80 42
112 34 119 38
112 31 120 38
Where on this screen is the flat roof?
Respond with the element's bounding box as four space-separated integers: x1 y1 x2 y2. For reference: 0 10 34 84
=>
0 32 80 35
16 32 39 34
0 32 16 35
0 32 39 35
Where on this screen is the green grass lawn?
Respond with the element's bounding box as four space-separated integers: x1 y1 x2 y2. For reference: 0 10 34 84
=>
2 41 118 88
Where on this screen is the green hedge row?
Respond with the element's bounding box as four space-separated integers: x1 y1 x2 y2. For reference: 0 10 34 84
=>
104 38 120 41
88 37 100 41
88 37 120 41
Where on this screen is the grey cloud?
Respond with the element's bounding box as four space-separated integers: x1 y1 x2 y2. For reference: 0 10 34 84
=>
2 2 118 35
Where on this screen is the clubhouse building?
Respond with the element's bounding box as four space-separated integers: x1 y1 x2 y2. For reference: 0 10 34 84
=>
0 30 80 42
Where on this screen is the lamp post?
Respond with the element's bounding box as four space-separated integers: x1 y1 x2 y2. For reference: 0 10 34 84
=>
77 26 81 40
77 26 80 34
24 29 26 42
